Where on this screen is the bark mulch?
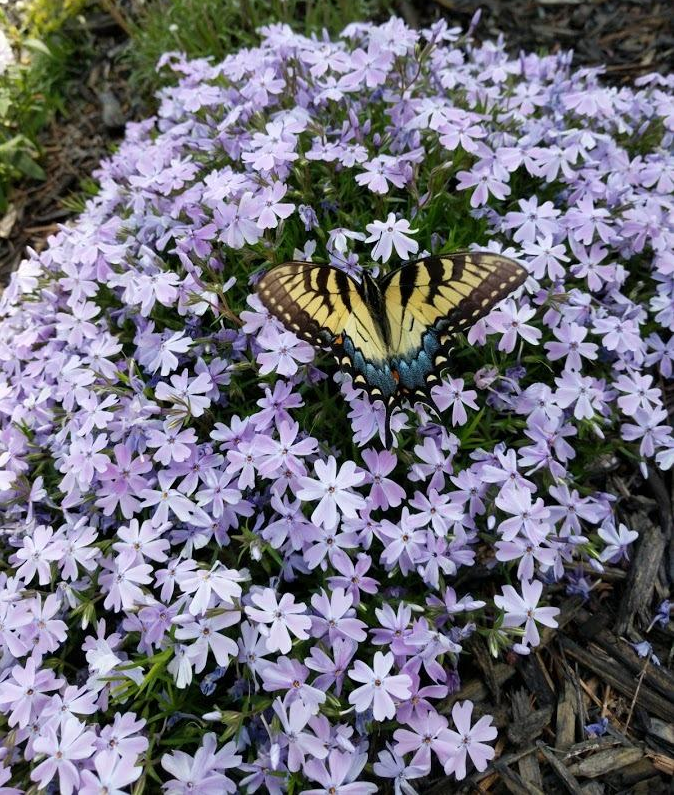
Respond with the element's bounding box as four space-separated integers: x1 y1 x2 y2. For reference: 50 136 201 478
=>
0 3 672 792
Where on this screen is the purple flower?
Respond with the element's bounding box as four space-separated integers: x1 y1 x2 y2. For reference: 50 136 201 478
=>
495 485 551 541
456 166 511 207
31 716 97 795
544 322 598 371
305 637 356 697
494 579 560 647
621 407 672 457
297 456 366 528
503 196 561 244
432 378 479 426
442 700 497 780
347 651 412 721
598 521 638 563
256 182 295 229
257 330 315 377
488 300 541 353
0 658 63 728
80 754 143 794
303 748 378 794
260 656 326 712
310 587 368 643
273 698 328 772
372 745 426 793
245 589 312 653
161 734 242 794
393 708 454 773
360 449 405 509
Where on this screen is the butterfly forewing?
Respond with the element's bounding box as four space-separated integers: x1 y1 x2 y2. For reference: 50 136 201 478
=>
382 252 527 351
256 260 388 361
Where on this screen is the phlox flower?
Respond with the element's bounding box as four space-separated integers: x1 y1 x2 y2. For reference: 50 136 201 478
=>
495 485 551 541
140 471 196 525
360 448 405 509
177 562 246 616
13 525 62 585
310 587 368 643
305 637 357 696
442 700 497 780
495 531 557 581
31 716 97 795
544 322 598 371
502 196 561 244
393 708 454 773
256 182 295 229
155 369 213 418
79 754 143 795
614 372 661 417
487 300 541 352
365 213 419 263
174 612 240 671
348 651 412 721
161 734 242 795
245 589 311 653
0 657 63 729
297 456 366 528
260 656 326 712
621 407 672 457
257 330 315 377
432 377 479 426
327 551 379 605
272 698 328 773
494 579 560 647
374 747 426 794
598 521 638 563
456 166 511 207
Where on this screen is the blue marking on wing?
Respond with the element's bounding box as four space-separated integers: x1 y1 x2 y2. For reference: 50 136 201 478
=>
393 330 442 391
342 335 397 398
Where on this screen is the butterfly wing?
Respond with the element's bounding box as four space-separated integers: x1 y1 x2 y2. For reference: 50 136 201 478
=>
256 262 397 402
381 251 528 400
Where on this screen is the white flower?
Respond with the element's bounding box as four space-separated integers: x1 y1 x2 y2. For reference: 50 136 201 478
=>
364 212 419 263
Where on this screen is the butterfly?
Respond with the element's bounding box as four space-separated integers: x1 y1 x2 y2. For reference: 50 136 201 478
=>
256 251 528 446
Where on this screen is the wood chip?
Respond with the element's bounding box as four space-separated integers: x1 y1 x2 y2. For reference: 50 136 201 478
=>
537 742 584 794
559 638 674 724
567 746 644 778
556 680 577 751
615 517 666 635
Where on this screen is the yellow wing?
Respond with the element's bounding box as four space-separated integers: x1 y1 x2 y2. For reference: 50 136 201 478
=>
382 252 527 360
256 262 388 363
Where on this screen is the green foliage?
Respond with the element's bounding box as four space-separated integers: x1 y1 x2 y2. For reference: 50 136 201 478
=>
22 0 89 36
0 6 93 212
125 0 393 97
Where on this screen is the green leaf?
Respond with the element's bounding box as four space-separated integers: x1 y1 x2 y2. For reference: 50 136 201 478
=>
23 37 53 57
14 150 46 180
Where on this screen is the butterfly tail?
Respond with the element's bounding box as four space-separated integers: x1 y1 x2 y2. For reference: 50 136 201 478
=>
383 397 395 449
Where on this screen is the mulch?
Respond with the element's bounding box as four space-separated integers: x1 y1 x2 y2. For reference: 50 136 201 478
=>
0 3 672 792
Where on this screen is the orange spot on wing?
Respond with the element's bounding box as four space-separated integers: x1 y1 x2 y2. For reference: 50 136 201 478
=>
335 335 343 345
392 369 400 383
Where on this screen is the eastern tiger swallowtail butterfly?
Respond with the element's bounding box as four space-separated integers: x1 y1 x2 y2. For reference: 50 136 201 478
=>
256 252 527 447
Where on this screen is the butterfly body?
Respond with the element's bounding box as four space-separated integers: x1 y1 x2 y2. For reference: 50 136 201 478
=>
256 252 527 446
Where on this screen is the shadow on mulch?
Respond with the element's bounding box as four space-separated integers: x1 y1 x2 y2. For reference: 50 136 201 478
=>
0 2 673 792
